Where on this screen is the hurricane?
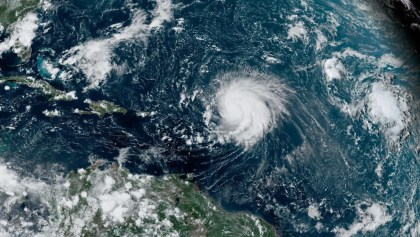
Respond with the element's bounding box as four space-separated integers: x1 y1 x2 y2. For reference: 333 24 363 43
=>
204 71 290 148
2 0 420 236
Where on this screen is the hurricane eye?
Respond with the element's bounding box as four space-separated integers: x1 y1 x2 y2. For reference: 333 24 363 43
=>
204 71 290 148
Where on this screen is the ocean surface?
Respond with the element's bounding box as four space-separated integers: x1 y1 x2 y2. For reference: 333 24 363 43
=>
1 0 420 236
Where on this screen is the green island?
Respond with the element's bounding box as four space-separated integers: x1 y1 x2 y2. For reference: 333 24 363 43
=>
136 111 154 118
0 76 154 118
74 99 128 117
0 76 78 101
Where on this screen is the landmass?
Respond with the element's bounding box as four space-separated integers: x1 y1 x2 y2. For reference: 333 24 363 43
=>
0 76 154 118
0 161 276 237
0 76 77 101
0 0 39 27
74 99 128 118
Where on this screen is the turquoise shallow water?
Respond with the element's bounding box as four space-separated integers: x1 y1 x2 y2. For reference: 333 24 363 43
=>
1 0 420 236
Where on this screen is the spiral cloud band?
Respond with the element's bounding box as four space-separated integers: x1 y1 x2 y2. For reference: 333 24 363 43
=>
205 71 290 148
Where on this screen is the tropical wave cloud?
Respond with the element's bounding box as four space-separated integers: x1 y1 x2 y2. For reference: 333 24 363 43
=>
60 0 173 89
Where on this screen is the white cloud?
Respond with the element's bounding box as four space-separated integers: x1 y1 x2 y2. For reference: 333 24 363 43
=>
368 83 409 142
287 21 308 42
324 57 346 81
0 13 38 58
334 202 392 237
61 0 173 89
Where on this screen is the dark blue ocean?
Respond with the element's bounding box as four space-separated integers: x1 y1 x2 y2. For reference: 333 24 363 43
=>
1 0 420 236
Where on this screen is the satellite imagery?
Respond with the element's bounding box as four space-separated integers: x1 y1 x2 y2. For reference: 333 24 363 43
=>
0 0 420 236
